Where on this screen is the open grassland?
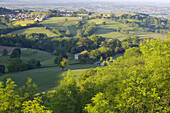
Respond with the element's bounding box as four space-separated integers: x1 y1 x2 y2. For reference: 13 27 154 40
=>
0 64 96 93
0 48 56 72
13 19 35 26
11 27 58 37
0 56 10 71
41 17 81 35
9 16 168 39
87 18 133 39
20 48 56 67
31 11 47 15
87 18 167 40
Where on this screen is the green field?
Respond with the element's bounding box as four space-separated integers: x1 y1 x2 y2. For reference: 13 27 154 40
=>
87 18 166 40
0 64 96 93
11 27 58 37
13 19 35 26
20 48 56 67
31 11 47 15
41 17 81 35
9 16 167 39
0 48 56 72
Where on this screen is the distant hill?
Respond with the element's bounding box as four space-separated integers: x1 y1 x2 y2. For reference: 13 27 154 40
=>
0 0 94 3
0 0 77 3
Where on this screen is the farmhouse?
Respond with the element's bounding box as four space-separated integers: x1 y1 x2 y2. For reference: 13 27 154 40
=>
74 53 80 60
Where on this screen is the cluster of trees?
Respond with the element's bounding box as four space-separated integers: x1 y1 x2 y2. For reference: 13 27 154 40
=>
0 78 52 112
75 22 97 37
52 28 63 37
114 13 169 34
1 47 41 73
8 58 41 73
0 33 143 64
81 22 97 36
46 9 61 17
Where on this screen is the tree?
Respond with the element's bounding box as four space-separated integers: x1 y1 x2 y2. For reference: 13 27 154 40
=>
0 65 5 73
8 58 27 73
66 28 71 36
10 49 20 58
36 60 41 67
27 58 37 69
59 58 69 71
18 78 38 101
117 27 122 32
22 98 52 113
122 42 131 50
0 78 21 112
76 29 82 36
100 56 103 63
85 93 110 113
65 18 68 22
102 21 106 25
50 70 79 113
54 56 63 65
2 49 8 56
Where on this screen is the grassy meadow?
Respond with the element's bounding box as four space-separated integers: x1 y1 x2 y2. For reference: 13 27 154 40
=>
13 19 35 26
8 16 167 39
11 27 58 37
87 18 166 40
0 48 56 72
0 64 96 93
41 17 81 35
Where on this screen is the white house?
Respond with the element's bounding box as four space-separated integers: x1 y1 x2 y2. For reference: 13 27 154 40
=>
74 53 80 60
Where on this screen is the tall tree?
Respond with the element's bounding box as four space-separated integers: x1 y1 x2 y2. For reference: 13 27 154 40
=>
59 58 69 71
2 49 8 56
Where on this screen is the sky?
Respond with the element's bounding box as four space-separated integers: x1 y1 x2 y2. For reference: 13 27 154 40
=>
94 0 170 3
98 0 169 2
1 0 170 4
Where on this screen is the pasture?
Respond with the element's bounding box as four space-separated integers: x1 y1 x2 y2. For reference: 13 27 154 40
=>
13 19 35 26
10 17 167 40
0 64 96 93
87 18 166 40
11 27 58 37
0 48 56 72
41 17 81 35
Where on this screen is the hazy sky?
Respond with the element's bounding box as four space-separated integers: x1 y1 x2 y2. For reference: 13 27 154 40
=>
1 0 170 4
96 0 170 3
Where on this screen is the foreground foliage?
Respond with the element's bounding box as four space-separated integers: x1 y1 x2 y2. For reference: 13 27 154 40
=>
0 39 169 112
47 39 169 112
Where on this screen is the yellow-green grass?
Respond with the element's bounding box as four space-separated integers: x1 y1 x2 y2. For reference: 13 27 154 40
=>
87 18 168 40
136 32 166 40
31 11 47 15
0 64 96 93
41 17 81 35
13 19 35 26
129 28 167 40
10 27 58 37
87 19 133 39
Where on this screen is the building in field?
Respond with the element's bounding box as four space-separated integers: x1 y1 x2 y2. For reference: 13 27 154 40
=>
74 53 80 60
